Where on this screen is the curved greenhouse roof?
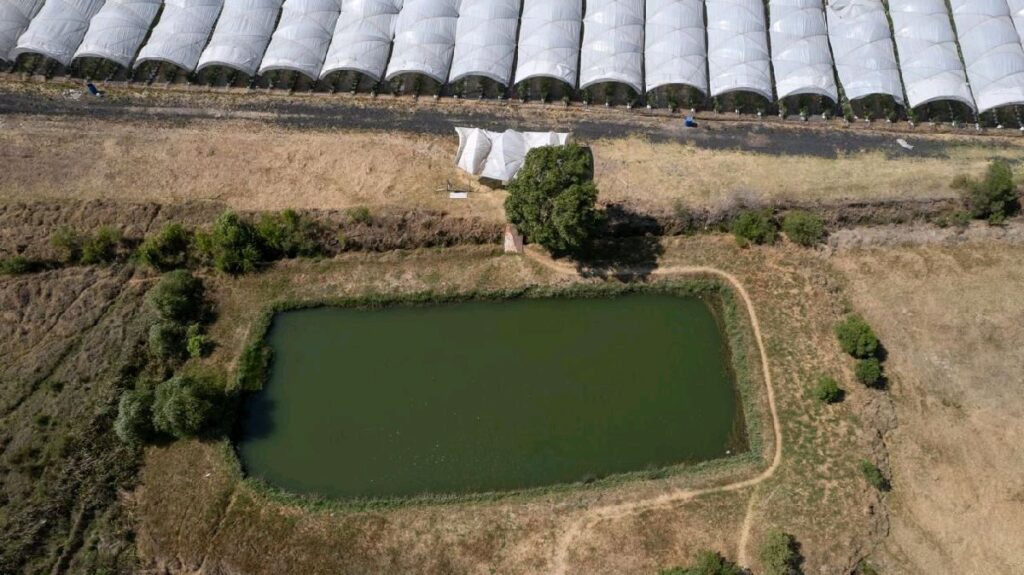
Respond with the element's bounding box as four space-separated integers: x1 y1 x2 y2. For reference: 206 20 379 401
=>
768 0 836 101
196 0 282 76
825 0 904 104
0 0 44 61
889 0 974 109
1009 0 1024 43
644 0 706 94
949 0 1024 113
135 0 223 71
259 0 342 79
320 0 402 80
705 0 773 99
74 0 160 67
513 0 581 87
448 0 519 85
13 0 105 65
579 0 644 93
384 0 459 82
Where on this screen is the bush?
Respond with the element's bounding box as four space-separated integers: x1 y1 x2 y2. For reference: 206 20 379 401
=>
859 459 890 491
658 550 743 575
138 223 193 271
236 344 272 391
186 324 211 358
151 376 214 438
80 226 122 264
0 256 38 275
855 357 883 387
195 211 263 274
759 528 801 575
955 160 1020 223
813 376 843 404
146 270 207 325
731 210 778 246
504 144 601 255
256 209 321 259
781 211 825 247
346 206 373 225
51 227 82 263
835 314 878 358
148 322 186 360
114 388 155 445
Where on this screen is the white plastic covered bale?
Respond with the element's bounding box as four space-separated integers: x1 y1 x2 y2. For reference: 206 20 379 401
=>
889 0 974 109
768 0 836 101
449 0 519 85
513 0 582 87
13 0 106 65
579 0 644 94
74 0 161 67
455 127 570 183
384 0 459 83
644 0 706 94
949 0 1024 112
259 0 341 79
320 0 402 80
455 127 492 174
825 0 904 104
135 0 224 71
705 0 772 99
0 0 44 61
197 0 283 76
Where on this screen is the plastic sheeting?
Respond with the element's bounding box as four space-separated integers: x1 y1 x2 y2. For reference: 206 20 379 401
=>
1009 0 1024 44
889 0 974 109
320 0 401 80
455 126 491 173
579 0 644 93
135 0 223 71
455 127 571 183
644 0 706 93
259 0 341 79
514 0 581 87
197 0 282 75
384 0 459 82
705 0 772 99
74 0 160 67
825 0 904 103
13 0 105 64
949 0 1024 112
0 0 44 61
449 0 519 85
768 0 836 101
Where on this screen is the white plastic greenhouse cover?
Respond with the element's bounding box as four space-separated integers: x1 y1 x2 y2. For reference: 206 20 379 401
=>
448 0 519 85
384 0 459 82
259 0 341 79
197 0 282 75
514 0 582 87
455 126 491 174
1008 0 1024 43
0 0 44 61
320 0 402 80
135 0 223 71
579 0 644 93
889 0 974 109
644 0 706 93
825 0 904 104
74 0 160 67
705 0 772 99
768 0 837 101
455 127 570 183
13 0 105 65
949 0 1024 112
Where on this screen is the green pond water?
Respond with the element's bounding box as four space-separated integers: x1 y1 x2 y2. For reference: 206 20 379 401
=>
238 293 745 499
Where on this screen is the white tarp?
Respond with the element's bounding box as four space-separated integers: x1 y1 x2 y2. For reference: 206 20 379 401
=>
320 0 402 80
455 127 571 183
0 0 44 61
579 0 644 94
889 0 974 109
705 0 772 99
13 0 105 65
949 0 1024 112
74 0 161 67
384 0 459 82
514 0 581 87
455 126 491 173
644 0 706 94
1009 0 1024 44
449 0 519 85
768 0 837 101
196 0 282 75
259 0 341 79
135 0 224 71
826 0 905 103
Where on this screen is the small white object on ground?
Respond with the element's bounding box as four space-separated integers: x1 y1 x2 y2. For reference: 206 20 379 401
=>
449 191 468 199
896 138 914 150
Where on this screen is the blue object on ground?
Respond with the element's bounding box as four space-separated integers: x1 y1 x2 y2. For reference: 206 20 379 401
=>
684 116 697 128
86 83 102 97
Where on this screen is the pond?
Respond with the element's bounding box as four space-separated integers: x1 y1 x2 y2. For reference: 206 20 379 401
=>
237 293 746 499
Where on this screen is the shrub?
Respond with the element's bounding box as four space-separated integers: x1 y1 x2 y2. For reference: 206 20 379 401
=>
195 211 263 274
256 209 321 259
730 210 778 246
146 270 207 325
759 528 801 575
51 227 82 263
781 211 825 247
186 324 211 358
80 226 122 264
813 376 843 404
859 459 890 491
0 256 37 275
152 376 214 438
955 160 1020 223
855 358 883 387
659 550 743 575
504 144 601 255
346 206 373 225
138 223 193 271
114 388 155 445
148 321 186 360
236 344 272 391
835 315 878 358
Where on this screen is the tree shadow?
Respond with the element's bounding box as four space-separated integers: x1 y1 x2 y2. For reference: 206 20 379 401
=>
572 203 664 279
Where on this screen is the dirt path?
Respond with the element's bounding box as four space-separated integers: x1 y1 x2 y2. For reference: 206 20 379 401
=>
523 248 783 573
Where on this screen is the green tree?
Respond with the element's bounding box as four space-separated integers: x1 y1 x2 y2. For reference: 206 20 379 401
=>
256 209 321 259
138 223 193 271
731 210 778 246
781 211 825 247
146 270 207 325
114 388 155 445
504 144 601 255
80 226 122 264
195 211 263 274
855 358 883 387
955 160 1020 223
835 315 879 358
148 322 186 360
152 376 214 438
813 376 843 404
186 323 211 358
759 528 802 575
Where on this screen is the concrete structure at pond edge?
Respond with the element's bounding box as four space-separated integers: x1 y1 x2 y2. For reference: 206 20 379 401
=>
503 224 524 254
